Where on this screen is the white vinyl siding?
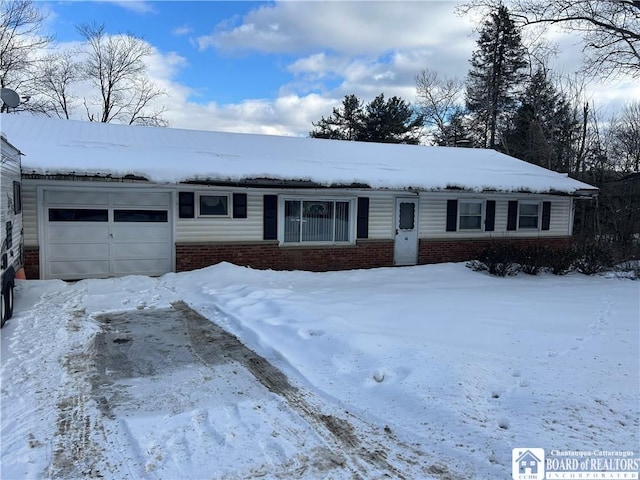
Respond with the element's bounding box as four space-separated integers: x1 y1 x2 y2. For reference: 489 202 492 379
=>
21 181 576 262
21 181 38 247
418 193 573 238
365 193 396 239
176 188 399 244
176 191 262 242
549 200 573 234
418 196 447 236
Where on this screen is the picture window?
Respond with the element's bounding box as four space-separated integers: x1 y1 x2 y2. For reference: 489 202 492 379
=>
199 194 229 217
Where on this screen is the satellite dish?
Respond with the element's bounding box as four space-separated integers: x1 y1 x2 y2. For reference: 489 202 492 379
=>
1 88 21 108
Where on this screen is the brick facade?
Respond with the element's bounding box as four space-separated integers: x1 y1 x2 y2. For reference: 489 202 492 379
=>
176 240 395 272
176 237 573 272
419 237 573 264
23 246 40 280
26 237 575 278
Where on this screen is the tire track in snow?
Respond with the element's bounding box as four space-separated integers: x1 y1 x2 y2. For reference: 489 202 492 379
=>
175 301 457 479
2 281 109 479
49 302 109 479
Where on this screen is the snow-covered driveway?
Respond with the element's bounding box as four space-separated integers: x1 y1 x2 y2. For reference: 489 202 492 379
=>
1 263 638 479
1 278 450 479
53 301 430 479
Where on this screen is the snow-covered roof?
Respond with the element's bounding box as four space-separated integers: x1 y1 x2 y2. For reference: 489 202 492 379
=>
0 114 597 195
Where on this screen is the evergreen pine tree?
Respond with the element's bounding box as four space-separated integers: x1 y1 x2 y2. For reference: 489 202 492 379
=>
310 93 423 144
433 108 474 147
309 94 364 140
465 5 528 149
502 68 580 172
360 94 424 144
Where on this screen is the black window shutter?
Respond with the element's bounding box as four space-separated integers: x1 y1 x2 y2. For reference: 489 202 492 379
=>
357 197 369 239
541 201 551 230
233 193 247 218
446 199 458 232
178 192 195 219
507 200 518 231
485 200 496 232
263 195 278 240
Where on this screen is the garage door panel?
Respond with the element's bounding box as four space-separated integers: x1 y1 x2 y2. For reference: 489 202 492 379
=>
113 258 172 275
43 189 173 280
112 242 172 259
47 225 110 242
112 225 170 242
49 260 111 278
49 242 110 260
46 190 109 205
112 192 171 207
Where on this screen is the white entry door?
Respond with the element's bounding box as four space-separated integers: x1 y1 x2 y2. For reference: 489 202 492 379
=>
394 197 419 266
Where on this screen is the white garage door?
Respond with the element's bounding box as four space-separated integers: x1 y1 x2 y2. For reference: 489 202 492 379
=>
43 189 173 280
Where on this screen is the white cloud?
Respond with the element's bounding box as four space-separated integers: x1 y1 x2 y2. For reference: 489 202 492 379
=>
287 53 346 79
172 25 193 37
161 93 335 137
38 1 637 140
198 1 473 57
107 1 156 15
192 0 479 115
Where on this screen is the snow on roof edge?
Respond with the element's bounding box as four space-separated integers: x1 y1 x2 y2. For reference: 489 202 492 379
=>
1 114 598 196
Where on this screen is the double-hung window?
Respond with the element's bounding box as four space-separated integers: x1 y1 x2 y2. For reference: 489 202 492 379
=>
283 198 352 243
458 201 483 230
518 202 539 229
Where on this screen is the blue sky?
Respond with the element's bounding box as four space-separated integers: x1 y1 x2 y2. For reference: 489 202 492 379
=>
48 1 291 104
38 0 638 137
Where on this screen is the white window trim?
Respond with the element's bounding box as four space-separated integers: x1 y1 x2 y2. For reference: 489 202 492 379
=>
197 192 231 218
518 201 541 230
278 195 357 245
458 199 484 231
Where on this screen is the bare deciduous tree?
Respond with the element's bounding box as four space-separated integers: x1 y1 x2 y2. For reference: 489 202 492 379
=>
77 22 167 126
415 69 465 145
458 0 640 79
34 51 80 119
0 0 52 112
608 101 640 172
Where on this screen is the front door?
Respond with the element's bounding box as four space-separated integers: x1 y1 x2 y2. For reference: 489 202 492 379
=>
394 197 419 266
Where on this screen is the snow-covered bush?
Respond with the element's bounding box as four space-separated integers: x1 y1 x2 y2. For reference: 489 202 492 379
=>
468 243 520 277
573 240 615 275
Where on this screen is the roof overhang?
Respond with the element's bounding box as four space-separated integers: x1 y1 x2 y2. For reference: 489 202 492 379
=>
20 171 601 197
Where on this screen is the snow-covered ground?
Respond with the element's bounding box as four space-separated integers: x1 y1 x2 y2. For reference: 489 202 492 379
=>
1 262 638 479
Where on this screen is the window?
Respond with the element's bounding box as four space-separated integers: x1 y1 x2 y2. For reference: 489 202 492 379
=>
519 203 539 229
398 202 415 230
199 194 229 217
459 201 482 230
114 210 168 222
283 199 351 243
48 208 108 222
13 181 21 214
